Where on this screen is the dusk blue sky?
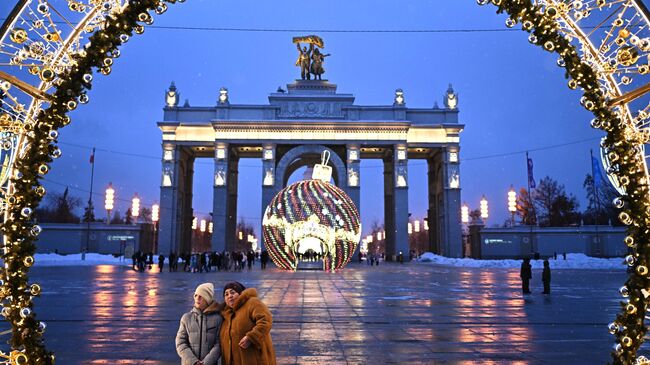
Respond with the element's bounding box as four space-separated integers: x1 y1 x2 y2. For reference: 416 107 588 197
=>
1 1 610 238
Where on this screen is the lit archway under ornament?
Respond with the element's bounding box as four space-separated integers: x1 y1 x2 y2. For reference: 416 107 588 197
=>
262 179 361 272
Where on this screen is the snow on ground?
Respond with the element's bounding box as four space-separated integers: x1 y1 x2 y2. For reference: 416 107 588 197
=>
417 252 626 270
32 253 131 266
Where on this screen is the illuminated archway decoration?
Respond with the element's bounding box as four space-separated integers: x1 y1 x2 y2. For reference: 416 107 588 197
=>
262 179 361 272
0 0 181 363
0 0 646 362
478 1 649 363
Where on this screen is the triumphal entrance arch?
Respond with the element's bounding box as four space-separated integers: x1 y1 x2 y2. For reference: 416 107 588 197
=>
157 36 464 259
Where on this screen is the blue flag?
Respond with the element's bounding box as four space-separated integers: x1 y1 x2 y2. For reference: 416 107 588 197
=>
592 155 604 189
527 157 536 189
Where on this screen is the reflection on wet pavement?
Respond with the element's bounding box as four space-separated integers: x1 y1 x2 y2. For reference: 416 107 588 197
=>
0 262 625 364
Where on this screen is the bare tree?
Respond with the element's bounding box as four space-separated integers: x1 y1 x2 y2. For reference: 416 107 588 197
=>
516 188 537 225
36 187 82 223
533 176 580 227
583 173 620 225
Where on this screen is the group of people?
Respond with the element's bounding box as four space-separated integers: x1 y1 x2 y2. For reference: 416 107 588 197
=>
132 251 156 272
520 258 551 295
132 251 271 273
360 252 384 266
176 281 276 365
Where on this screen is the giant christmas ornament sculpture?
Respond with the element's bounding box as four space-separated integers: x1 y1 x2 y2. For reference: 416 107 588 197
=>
262 152 360 271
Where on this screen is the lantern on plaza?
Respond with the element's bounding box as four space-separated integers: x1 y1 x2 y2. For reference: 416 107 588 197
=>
508 186 517 225
131 193 140 220
151 204 159 223
105 183 115 223
262 152 361 272
480 196 489 220
461 204 469 224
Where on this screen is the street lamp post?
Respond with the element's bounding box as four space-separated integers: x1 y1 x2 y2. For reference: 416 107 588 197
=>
508 187 517 227
152 204 159 254
105 183 114 225
200 219 207 251
461 203 470 257
191 217 197 253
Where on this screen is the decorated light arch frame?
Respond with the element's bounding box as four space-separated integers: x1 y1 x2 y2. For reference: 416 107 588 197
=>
0 0 646 363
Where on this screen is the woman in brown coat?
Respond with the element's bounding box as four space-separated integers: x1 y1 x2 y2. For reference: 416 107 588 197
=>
220 281 277 365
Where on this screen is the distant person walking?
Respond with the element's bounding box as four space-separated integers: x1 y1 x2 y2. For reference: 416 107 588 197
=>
176 283 223 365
520 258 532 294
169 252 176 272
247 251 255 271
260 251 269 270
158 254 165 273
542 259 551 294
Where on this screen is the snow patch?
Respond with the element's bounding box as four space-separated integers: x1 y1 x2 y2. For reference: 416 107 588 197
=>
417 252 625 270
29 253 131 266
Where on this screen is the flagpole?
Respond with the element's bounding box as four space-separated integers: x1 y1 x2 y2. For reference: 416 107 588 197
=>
590 149 601 255
526 151 536 257
83 147 96 261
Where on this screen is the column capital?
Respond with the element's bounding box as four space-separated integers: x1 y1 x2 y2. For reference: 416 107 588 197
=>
394 144 408 188
214 142 229 187
346 144 360 162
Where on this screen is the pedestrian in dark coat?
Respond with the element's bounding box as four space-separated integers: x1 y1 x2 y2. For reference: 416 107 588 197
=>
169 252 176 272
216 252 223 271
520 258 532 294
158 254 165 273
247 251 255 271
542 259 551 294
176 283 223 365
260 251 269 270
220 282 276 365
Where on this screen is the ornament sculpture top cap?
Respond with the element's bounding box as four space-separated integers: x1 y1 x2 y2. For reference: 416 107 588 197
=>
312 151 332 182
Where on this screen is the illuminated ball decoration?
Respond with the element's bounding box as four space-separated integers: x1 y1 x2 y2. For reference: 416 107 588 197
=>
262 179 361 272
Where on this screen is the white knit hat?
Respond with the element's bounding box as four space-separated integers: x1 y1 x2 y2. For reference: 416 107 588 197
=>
194 283 214 304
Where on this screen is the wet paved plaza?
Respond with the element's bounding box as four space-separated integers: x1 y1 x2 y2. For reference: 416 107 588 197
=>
1 262 627 364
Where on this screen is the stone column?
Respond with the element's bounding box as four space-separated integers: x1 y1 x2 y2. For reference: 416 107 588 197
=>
260 144 277 252
226 156 239 251
383 156 395 260
383 145 409 261
442 147 462 258
393 145 410 259
427 153 441 254
212 143 238 252
181 154 195 255
346 145 361 261
158 143 194 256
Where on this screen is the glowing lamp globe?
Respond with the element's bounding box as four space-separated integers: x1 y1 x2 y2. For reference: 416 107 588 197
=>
262 179 361 272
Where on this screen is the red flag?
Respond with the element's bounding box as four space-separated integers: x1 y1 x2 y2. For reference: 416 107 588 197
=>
89 148 95 164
